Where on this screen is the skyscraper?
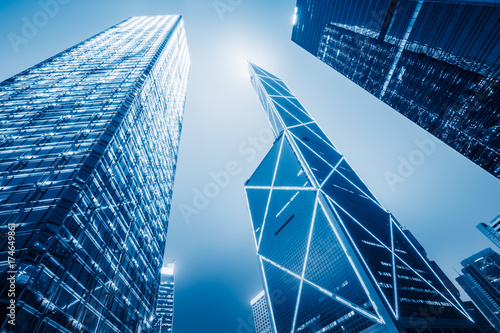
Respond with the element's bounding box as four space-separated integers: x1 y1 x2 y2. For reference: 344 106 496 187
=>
154 263 175 333
477 214 500 249
456 248 500 332
245 63 478 332
0 16 189 333
251 291 272 333
291 0 500 178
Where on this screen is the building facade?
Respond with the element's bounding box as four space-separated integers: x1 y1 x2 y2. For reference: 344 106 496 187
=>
462 301 496 333
477 214 500 249
291 0 500 178
0 16 190 333
153 263 175 333
251 291 272 333
456 248 500 332
245 63 478 332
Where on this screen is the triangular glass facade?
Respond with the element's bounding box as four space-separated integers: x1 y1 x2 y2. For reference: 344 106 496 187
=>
245 63 477 332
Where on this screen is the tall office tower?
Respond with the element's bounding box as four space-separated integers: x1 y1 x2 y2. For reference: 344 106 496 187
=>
291 0 500 178
153 263 175 333
0 16 190 333
251 291 272 333
245 63 478 332
477 214 500 249
456 248 500 332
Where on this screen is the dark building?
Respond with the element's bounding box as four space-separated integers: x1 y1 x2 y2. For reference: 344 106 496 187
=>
153 263 175 333
291 0 500 178
0 16 190 333
245 63 478 332
462 301 496 333
456 248 500 332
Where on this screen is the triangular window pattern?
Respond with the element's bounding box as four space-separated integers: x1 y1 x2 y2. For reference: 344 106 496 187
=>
291 137 334 185
245 188 271 243
274 137 312 187
272 102 303 128
262 77 294 98
328 200 396 315
304 204 377 316
289 125 343 170
322 171 388 243
260 78 285 97
294 282 378 333
259 189 316 275
271 97 313 124
335 160 377 202
247 137 283 187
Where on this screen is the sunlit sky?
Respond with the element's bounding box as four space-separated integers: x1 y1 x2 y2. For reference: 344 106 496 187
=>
1 1 499 332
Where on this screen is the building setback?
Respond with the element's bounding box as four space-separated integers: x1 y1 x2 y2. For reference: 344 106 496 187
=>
153 263 175 333
456 248 500 332
291 0 500 178
245 63 478 332
251 291 272 333
0 16 189 333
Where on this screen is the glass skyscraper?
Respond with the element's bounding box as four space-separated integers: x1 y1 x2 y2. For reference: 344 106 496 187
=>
251 291 272 333
291 0 500 178
153 263 175 333
456 248 500 332
477 214 500 249
245 63 478 332
0 16 189 333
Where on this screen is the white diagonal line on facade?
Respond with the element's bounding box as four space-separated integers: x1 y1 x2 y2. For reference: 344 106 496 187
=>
286 121 315 129
257 138 284 251
391 218 473 319
335 170 385 211
284 131 320 189
302 278 382 323
320 157 345 188
317 196 386 323
327 193 469 318
332 157 392 213
245 185 316 191
390 214 399 319
270 98 311 128
291 196 319 332
323 194 397 318
260 255 383 324
301 123 339 152
244 188 263 250
289 132 336 169
274 95 314 119
290 132 335 169
303 122 340 152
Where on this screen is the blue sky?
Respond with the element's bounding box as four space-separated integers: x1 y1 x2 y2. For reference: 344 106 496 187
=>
0 1 499 332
